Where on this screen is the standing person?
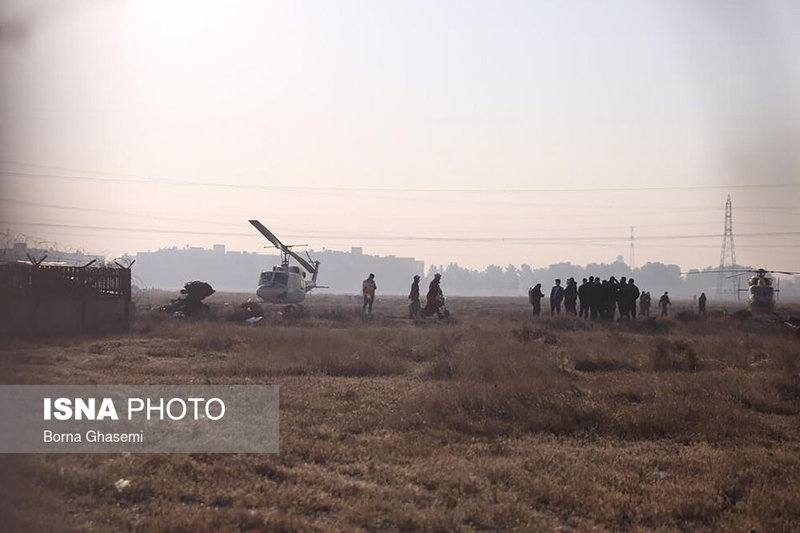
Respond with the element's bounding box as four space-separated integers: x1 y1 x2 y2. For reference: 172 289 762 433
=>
578 278 590 318
590 276 602 320
550 279 564 315
698 292 707 318
604 277 618 321
617 276 628 319
640 291 651 317
659 291 671 317
528 283 545 317
422 273 445 318
362 273 377 315
627 278 640 320
564 277 578 315
408 274 421 319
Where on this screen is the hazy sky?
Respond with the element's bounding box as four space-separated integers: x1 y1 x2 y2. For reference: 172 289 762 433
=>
1 0 799 271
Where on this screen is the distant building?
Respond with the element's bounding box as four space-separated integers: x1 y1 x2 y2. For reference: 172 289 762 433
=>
0 243 105 267
133 245 424 294
311 248 423 295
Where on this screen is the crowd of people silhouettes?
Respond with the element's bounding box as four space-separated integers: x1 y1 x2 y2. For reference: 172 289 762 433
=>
533 276 651 320
361 272 704 320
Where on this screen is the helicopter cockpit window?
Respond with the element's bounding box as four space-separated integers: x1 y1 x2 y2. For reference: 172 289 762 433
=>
272 272 289 287
259 272 272 285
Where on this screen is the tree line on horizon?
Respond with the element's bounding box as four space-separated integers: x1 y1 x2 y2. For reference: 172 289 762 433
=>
420 256 800 300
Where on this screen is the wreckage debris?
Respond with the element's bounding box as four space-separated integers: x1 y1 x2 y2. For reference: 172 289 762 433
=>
785 316 800 339
223 299 265 322
161 281 215 317
240 299 264 319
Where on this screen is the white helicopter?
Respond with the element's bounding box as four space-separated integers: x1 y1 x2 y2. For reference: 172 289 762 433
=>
686 268 799 314
249 220 324 304
727 268 799 314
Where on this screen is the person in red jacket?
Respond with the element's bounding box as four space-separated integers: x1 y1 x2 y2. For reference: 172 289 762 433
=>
422 273 444 318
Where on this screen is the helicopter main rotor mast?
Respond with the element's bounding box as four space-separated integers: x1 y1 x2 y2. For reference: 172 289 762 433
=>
249 220 318 274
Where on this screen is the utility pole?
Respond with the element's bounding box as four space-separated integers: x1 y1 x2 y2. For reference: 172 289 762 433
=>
716 194 737 299
629 225 635 272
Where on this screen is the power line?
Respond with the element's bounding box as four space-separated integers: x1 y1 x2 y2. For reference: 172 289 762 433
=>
2 219 798 244
0 197 232 227
2 168 799 194
5 197 799 233
6 194 796 219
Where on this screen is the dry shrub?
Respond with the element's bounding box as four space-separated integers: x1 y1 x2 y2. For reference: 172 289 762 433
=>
728 389 798 416
402 378 603 438
188 323 243 351
315 306 359 324
314 350 408 377
771 351 800 403
611 390 646 404
403 370 775 442
387 343 429 363
414 329 467 378
613 389 765 441
451 336 545 381
5 352 56 366
86 341 121 355
510 325 545 343
404 339 605 436
130 310 172 334
281 304 311 322
697 336 752 369
426 354 458 379
675 310 701 322
398 322 788 442
650 339 699 372
510 325 559 346
732 310 752 320
216 326 410 377
144 345 189 358
625 317 673 335
541 315 592 331
207 352 272 378
573 356 637 373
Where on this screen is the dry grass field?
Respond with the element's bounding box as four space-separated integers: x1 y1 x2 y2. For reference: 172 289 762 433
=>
2 294 800 531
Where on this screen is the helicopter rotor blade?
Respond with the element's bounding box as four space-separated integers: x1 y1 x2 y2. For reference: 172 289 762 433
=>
249 220 317 273
770 270 800 276
725 272 751 279
682 270 750 275
249 220 286 252
285 248 317 274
